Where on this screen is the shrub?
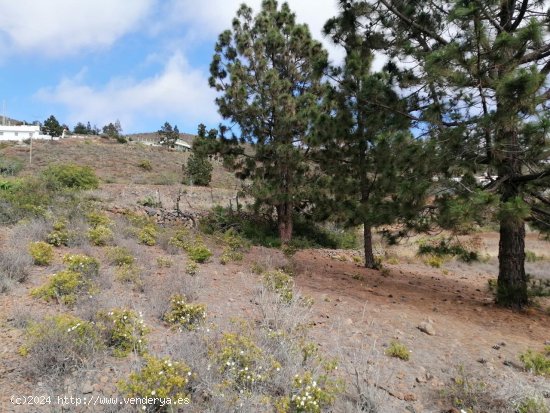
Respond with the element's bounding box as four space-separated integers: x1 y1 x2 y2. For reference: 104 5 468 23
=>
31 270 92 306
115 264 142 289
263 270 294 303
106 246 134 266
156 256 173 268
0 156 23 176
443 366 496 413
29 241 54 266
187 244 212 263
424 256 444 268
517 397 549 413
168 228 193 251
137 159 153 171
417 237 478 263
220 228 249 264
118 356 193 411
0 248 32 283
284 371 338 413
46 221 70 247
88 225 113 246
184 153 213 186
185 261 199 275
86 211 112 228
62 253 100 278
100 308 149 357
520 346 550 376
385 340 410 361
525 250 544 262
137 196 161 208
139 225 158 246
163 294 206 330
43 163 99 190
20 314 104 378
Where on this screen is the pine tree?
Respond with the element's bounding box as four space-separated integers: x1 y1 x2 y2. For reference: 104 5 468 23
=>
158 122 179 148
209 0 328 243
42 115 63 137
316 2 432 268
346 0 550 307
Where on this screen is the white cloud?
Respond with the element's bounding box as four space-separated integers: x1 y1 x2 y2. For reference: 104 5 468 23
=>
0 0 154 56
35 52 218 132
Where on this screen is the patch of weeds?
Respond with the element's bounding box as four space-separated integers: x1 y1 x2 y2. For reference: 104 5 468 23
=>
114 264 143 289
137 159 152 171
156 256 173 268
0 248 32 283
385 340 410 361
118 356 193 411
219 228 249 264
277 371 339 413
63 254 99 278
137 195 161 208
100 308 149 357
43 163 99 190
488 278 498 293
19 314 104 378
163 294 207 331
526 251 545 262
519 346 550 376
138 224 158 246
31 270 94 306
418 236 478 263
517 397 549 413
527 278 550 298
185 261 199 275
46 220 70 247
87 211 112 228
424 255 444 268
106 246 134 266
443 366 494 413
263 270 294 303
29 241 54 266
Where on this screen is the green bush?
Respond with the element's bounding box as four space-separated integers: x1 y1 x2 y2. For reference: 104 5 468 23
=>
520 346 550 376
29 241 54 266
115 264 142 289
43 163 99 190
46 221 70 247
185 261 199 275
88 225 113 246
138 225 158 246
62 254 100 278
137 159 152 171
106 246 134 266
263 270 294 303
220 228 249 264
163 294 206 330
287 371 338 413
156 256 173 268
31 270 92 306
86 211 112 228
385 340 410 361
101 308 149 357
187 244 212 263
417 237 478 262
184 153 213 186
118 356 193 411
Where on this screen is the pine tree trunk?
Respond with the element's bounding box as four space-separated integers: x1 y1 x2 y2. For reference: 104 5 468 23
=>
363 224 377 269
277 203 293 244
497 185 528 308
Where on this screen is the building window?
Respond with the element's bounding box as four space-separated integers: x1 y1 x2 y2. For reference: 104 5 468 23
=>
14 132 18 137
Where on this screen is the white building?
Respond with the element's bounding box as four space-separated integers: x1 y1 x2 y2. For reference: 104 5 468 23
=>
0 124 51 141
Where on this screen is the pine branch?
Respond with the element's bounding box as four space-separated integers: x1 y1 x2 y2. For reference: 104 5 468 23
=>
519 44 550 64
510 167 550 183
509 0 529 31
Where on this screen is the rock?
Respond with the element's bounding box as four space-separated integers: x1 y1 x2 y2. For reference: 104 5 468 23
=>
403 393 417 402
81 382 93 394
344 318 353 326
418 321 436 336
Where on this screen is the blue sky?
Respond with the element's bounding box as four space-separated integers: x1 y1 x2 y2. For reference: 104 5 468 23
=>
0 0 343 134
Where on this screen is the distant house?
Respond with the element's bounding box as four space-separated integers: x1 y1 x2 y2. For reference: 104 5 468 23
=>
174 139 192 152
0 124 52 141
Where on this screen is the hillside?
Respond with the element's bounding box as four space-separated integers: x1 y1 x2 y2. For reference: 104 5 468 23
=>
0 139 549 413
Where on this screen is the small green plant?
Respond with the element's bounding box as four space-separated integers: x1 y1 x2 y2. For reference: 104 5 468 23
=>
114 264 142 289
137 159 153 171
156 256 173 268
219 228 249 264
137 196 161 208
184 152 213 186
46 221 70 247
118 356 193 411
31 270 92 306
288 371 338 413
88 225 113 246
29 241 54 266
106 246 134 266
418 237 478 263
185 261 199 275
187 243 212 263
424 256 444 268
525 251 544 262
86 211 112 228
138 225 158 246
520 346 550 376
444 366 491 413
263 269 294 303
63 254 100 278
385 340 410 361
168 228 192 251
101 308 149 357
163 294 207 330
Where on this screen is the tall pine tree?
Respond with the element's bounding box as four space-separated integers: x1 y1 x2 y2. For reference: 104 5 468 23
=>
343 0 550 307
209 0 328 243
316 1 432 268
